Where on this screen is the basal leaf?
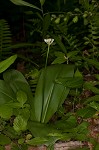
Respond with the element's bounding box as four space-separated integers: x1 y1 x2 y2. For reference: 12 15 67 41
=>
55 77 83 88
28 121 60 137
31 65 74 123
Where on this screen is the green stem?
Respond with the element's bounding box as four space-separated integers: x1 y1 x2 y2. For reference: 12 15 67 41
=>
45 45 50 68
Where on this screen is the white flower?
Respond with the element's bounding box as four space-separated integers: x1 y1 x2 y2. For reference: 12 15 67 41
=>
44 38 54 46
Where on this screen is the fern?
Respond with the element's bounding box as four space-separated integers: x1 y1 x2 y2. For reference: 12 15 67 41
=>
85 18 99 53
83 1 99 55
0 19 12 60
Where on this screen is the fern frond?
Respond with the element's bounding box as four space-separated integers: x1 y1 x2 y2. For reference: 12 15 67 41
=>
84 12 99 54
0 19 12 60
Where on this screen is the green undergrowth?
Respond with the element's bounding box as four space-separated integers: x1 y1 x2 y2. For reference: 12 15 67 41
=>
0 0 99 150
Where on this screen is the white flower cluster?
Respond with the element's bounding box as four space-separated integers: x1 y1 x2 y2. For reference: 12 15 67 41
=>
44 38 54 46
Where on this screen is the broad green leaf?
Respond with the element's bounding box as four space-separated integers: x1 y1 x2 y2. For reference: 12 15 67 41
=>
26 137 48 146
31 65 74 123
67 51 78 58
10 0 41 11
0 55 17 73
0 134 11 145
77 107 96 118
13 115 27 132
40 0 45 6
55 77 83 88
3 70 33 105
52 52 66 64
52 57 66 64
54 52 65 57
0 80 15 105
28 121 60 137
0 105 13 119
54 116 77 131
27 136 59 148
17 90 27 107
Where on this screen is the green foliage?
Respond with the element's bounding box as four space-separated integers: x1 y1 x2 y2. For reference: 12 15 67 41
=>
0 134 11 146
84 95 99 104
31 65 74 123
0 19 12 59
10 0 41 11
3 69 33 103
17 90 27 107
28 121 60 137
0 105 13 119
0 54 17 73
0 0 99 149
13 115 27 132
77 107 96 118
40 0 45 7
